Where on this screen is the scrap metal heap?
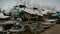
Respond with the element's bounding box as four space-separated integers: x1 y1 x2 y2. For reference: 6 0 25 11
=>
0 5 59 34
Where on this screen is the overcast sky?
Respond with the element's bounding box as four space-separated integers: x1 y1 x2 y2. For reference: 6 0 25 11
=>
0 0 60 10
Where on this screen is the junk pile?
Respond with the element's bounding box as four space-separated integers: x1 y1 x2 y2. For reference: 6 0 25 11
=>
0 5 59 34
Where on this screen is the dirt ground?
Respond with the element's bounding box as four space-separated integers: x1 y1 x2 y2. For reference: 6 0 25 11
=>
40 24 60 34
23 24 60 34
